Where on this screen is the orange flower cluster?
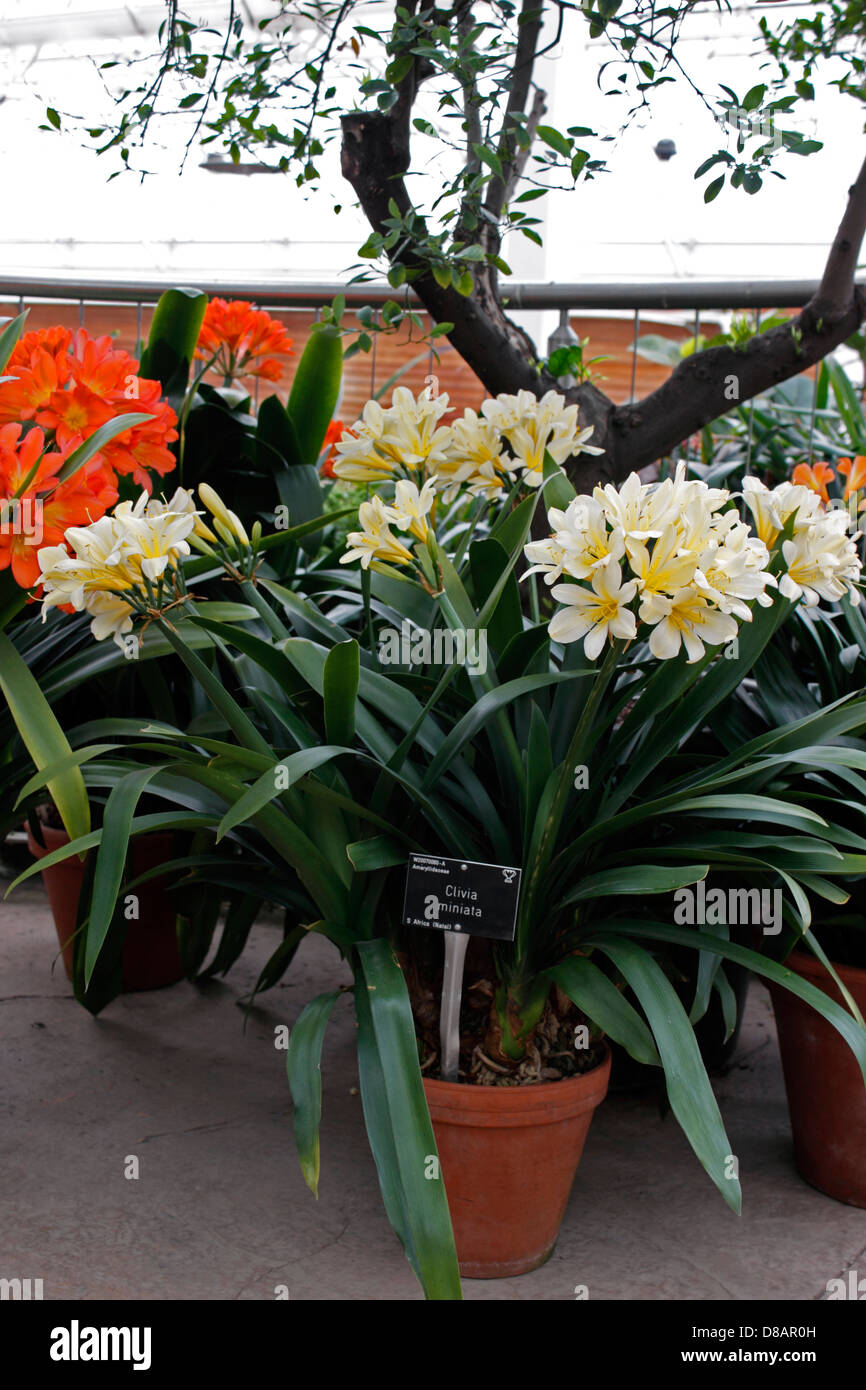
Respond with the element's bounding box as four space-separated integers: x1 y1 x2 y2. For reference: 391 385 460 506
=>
0 326 178 591
195 299 294 383
793 457 866 505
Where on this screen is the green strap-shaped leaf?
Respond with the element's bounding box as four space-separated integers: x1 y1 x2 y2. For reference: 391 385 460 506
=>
54 413 153 486
14 743 121 809
287 990 342 1198
204 893 262 979
85 765 166 987
5 811 216 895
244 924 306 1006
0 632 90 842
577 790 827 857
588 938 742 1213
605 593 791 813
559 863 709 907
346 835 407 872
594 922 866 1080
287 324 343 464
690 920 728 1025
540 447 576 511
216 746 350 841
138 286 208 400
256 393 305 470
324 640 360 747
468 537 523 655
256 507 357 554
422 671 575 789
0 571 27 631
158 618 274 757
355 939 461 1301
275 464 324 555
547 956 660 1065
714 969 738 1043
152 758 347 921
0 310 28 374
354 966 420 1277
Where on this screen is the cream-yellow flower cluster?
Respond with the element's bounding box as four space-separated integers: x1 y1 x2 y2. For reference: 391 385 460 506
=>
743 478 863 607
37 489 200 648
334 385 601 569
524 466 861 663
340 479 437 570
333 385 600 502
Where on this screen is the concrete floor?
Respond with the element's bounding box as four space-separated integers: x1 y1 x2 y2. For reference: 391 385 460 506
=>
2 880 866 1302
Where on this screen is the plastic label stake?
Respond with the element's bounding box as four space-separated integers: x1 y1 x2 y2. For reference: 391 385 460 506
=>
440 930 469 1082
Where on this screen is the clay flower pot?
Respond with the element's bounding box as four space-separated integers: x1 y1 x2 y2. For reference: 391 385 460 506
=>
27 823 185 993
768 951 866 1208
424 1044 611 1278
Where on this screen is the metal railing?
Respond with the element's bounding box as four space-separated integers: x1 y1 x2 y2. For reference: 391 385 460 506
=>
0 274 851 311
1 274 861 465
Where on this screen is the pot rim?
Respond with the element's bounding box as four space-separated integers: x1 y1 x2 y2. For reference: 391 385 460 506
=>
423 1042 611 1124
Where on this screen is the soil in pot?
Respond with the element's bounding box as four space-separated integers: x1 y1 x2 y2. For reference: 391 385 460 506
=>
767 951 866 1209
27 821 184 992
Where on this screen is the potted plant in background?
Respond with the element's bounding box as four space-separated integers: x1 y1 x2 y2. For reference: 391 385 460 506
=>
721 454 866 1208
0 309 190 989
0 291 346 1004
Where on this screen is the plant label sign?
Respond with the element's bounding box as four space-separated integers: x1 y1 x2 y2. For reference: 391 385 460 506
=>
402 853 521 942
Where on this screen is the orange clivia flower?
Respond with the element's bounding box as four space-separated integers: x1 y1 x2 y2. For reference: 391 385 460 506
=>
836 456 866 501
9 326 73 369
319 419 345 479
195 299 294 383
0 422 61 496
98 398 179 490
37 383 115 451
0 424 117 590
792 461 836 503
0 348 69 424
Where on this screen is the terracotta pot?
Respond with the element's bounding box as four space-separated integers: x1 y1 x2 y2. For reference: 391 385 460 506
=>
424 1044 611 1278
768 951 866 1208
27 824 185 992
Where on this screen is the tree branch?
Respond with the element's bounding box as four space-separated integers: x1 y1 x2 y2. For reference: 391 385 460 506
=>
595 149 866 487
483 0 546 226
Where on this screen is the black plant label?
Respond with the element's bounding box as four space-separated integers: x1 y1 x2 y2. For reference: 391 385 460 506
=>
402 853 521 942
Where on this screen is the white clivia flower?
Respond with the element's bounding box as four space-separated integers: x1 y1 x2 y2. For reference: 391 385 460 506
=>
548 559 638 660
113 491 197 580
780 511 863 606
340 495 415 569
392 476 438 541
641 587 739 664
482 389 602 488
